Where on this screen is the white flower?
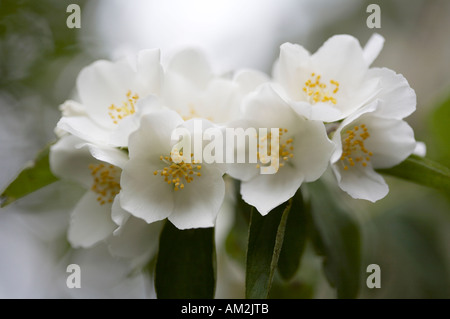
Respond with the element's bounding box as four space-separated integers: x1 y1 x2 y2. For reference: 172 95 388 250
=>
330 100 417 202
272 34 414 122
106 216 164 265
57 49 163 147
227 84 335 215
163 49 268 124
119 109 227 229
50 135 129 248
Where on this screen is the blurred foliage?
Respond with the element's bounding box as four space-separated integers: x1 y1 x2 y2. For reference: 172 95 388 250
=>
430 93 450 168
0 0 87 95
307 180 361 299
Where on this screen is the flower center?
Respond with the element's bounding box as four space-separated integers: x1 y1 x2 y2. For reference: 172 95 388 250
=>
108 90 139 124
340 124 373 170
89 163 121 205
256 128 294 170
180 103 214 122
302 73 339 105
153 150 202 191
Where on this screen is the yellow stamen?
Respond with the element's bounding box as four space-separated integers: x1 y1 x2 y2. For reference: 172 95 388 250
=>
302 73 339 105
256 128 294 171
89 163 121 205
340 123 373 170
108 90 139 124
154 149 202 191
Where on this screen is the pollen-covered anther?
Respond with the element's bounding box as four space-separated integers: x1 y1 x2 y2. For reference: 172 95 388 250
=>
89 163 121 205
340 124 373 170
108 90 139 124
153 149 201 191
256 128 294 169
302 73 339 105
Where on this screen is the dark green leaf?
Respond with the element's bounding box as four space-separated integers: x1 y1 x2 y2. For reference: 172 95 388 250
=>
277 191 309 281
225 193 251 266
378 155 450 194
155 221 216 299
245 199 292 299
1 142 58 207
307 180 361 299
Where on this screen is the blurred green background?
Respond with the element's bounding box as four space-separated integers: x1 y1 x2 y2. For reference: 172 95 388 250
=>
0 0 449 298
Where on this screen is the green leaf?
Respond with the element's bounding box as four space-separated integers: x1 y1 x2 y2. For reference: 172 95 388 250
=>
225 192 251 266
277 191 309 281
1 142 59 207
377 155 450 194
307 180 361 299
430 93 450 167
245 199 293 299
155 221 216 299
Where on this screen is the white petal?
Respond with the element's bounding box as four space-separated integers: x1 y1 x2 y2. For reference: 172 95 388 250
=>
179 118 227 173
162 71 201 117
311 35 367 86
128 110 184 160
224 119 261 182
332 162 388 202
363 33 385 66
77 59 136 129
362 116 416 169
136 49 163 96
57 116 111 145
111 195 131 234
368 67 416 119
86 144 128 169
108 94 165 147
241 165 304 216
167 49 212 89
59 100 86 117
339 75 381 118
68 191 116 248
49 135 96 189
226 161 259 182
107 115 139 147
330 101 379 164
234 69 270 95
107 217 163 259
291 120 335 182
120 160 174 224
169 165 225 229
199 78 240 123
413 141 427 157
243 84 300 133
289 100 343 122
273 42 311 99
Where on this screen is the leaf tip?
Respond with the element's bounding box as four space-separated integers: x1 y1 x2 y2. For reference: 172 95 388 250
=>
0 195 12 208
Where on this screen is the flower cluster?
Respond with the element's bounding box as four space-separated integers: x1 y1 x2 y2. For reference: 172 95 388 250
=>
50 34 418 253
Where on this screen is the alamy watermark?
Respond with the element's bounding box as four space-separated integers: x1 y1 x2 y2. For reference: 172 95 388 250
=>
66 264 81 288
366 264 381 288
366 4 381 29
66 4 81 29
170 120 282 174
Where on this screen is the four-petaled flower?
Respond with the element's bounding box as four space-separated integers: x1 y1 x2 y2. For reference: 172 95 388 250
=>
227 84 335 215
273 34 397 122
330 99 416 202
50 135 129 248
57 49 163 147
120 110 227 229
